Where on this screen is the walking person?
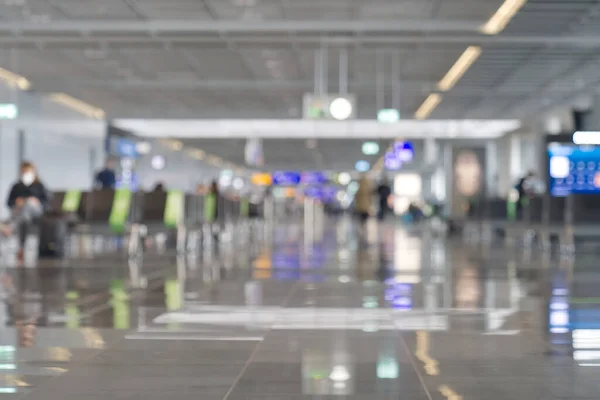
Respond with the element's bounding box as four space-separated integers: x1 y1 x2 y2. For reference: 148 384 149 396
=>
355 174 373 245
376 177 392 221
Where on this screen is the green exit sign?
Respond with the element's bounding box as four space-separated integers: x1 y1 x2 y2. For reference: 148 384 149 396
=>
0 104 17 119
377 109 399 123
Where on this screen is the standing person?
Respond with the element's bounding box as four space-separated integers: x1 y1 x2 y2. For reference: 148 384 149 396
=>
208 180 220 219
95 158 117 189
515 171 534 217
355 174 373 243
376 177 392 221
1 162 50 261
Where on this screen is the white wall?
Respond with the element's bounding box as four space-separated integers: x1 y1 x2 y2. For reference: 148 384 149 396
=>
0 87 105 218
494 126 546 197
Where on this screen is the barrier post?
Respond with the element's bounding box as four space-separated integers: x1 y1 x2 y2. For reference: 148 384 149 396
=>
522 198 534 248
562 195 575 254
304 197 315 248
541 194 551 251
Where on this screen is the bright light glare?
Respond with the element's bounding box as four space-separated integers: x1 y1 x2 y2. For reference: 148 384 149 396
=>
338 172 352 185
574 350 600 361
329 365 351 381
135 141 151 155
573 131 600 145
151 155 166 170
329 97 353 120
355 160 370 172
362 142 380 155
233 177 245 190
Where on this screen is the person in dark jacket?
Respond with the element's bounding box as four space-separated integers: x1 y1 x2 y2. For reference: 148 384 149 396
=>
1 162 50 259
376 177 392 221
94 158 117 189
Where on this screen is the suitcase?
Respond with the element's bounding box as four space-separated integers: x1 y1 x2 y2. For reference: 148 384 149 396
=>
38 214 68 258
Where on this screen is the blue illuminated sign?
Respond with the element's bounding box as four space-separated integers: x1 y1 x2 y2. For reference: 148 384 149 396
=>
304 186 322 199
272 171 302 186
301 172 327 185
393 141 414 163
384 151 402 171
385 281 412 310
114 138 138 158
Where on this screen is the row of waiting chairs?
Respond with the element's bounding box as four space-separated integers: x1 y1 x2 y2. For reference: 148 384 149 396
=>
464 194 600 251
50 189 252 232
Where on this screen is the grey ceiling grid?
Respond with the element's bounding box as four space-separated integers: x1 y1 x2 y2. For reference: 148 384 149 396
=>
0 0 594 121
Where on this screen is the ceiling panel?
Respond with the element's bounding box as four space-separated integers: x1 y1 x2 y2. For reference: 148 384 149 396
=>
134 0 211 19
0 0 592 120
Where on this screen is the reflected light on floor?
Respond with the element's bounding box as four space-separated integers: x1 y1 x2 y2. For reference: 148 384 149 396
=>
81 328 106 349
47 347 72 362
439 385 463 400
415 331 439 376
394 229 421 283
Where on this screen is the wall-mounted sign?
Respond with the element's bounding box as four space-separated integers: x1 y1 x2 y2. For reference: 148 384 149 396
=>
0 104 17 119
454 150 482 197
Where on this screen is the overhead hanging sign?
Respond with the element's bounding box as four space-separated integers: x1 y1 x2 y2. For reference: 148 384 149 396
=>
303 94 357 121
272 171 302 186
362 141 380 155
384 152 402 171
245 137 264 166
0 104 17 119
378 109 400 123
301 172 327 185
251 173 273 186
393 141 415 162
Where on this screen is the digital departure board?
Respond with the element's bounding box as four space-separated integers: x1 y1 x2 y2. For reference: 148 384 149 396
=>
548 143 600 196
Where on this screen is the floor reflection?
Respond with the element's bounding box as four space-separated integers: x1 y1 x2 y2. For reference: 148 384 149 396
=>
0 217 598 398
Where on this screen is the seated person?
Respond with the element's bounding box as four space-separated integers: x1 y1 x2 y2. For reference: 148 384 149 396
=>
153 182 165 192
1 162 50 260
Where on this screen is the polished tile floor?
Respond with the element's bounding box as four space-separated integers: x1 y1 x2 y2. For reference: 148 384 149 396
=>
0 217 598 399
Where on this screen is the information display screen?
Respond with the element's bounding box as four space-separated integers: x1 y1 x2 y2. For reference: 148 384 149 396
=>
548 143 600 196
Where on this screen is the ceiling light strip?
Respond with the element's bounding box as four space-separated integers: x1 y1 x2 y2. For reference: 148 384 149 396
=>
482 0 527 35
186 148 206 160
414 94 442 120
0 66 30 90
438 46 482 92
48 93 105 119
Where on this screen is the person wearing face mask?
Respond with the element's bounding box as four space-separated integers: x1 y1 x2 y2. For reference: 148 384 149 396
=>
1 162 50 259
